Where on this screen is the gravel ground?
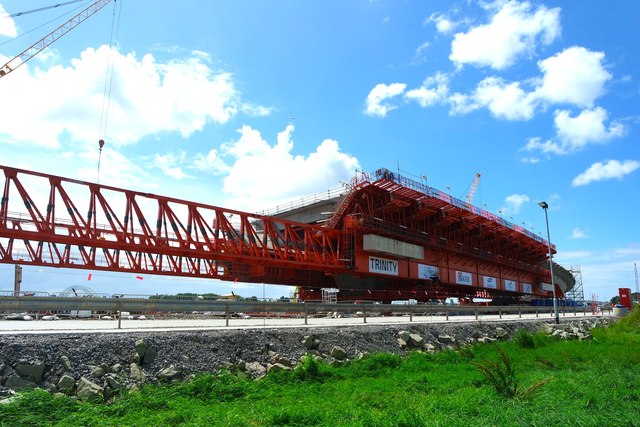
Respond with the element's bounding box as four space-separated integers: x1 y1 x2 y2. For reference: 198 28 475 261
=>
0 317 609 399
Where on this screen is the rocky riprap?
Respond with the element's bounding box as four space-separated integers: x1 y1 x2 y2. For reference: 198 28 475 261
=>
0 317 609 402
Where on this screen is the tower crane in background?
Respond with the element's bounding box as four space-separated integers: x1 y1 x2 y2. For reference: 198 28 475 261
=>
0 0 114 78
465 173 481 204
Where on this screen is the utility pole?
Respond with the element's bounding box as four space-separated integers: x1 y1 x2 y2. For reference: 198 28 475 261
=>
14 265 22 296
634 263 639 304
538 201 559 324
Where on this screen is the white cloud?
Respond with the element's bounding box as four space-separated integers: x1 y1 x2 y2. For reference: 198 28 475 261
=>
571 227 588 239
151 151 191 180
521 156 540 164
405 73 449 107
413 41 430 64
533 46 611 107
192 148 230 175
500 193 530 215
548 193 561 203
0 45 268 148
525 108 625 155
555 250 593 262
198 125 359 211
554 108 624 148
73 143 156 190
428 13 457 34
472 77 536 120
523 137 563 155
240 103 273 117
572 159 640 187
367 43 614 126
451 45 611 122
447 92 477 115
364 83 406 117
0 5 17 37
613 247 640 257
449 1 561 70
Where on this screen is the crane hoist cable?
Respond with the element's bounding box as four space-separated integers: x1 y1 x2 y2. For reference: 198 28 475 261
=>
97 0 123 184
98 0 123 145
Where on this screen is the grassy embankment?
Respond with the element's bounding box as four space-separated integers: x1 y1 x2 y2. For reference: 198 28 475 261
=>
1 313 639 426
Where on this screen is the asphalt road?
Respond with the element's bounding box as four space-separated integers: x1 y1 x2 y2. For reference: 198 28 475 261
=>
0 311 606 335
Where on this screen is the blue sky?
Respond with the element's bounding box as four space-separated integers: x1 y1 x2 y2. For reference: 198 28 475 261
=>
0 0 638 301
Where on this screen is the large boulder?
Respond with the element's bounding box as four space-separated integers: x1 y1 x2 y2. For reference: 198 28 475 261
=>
245 362 267 379
57 374 75 395
330 346 347 360
135 339 148 359
398 331 412 342
397 331 426 349
271 354 294 368
302 336 319 350
129 363 146 383
267 363 290 374
141 346 157 366
15 360 45 383
76 377 103 402
60 356 73 373
495 327 508 339
438 334 456 344
91 366 106 378
5 374 37 390
409 333 424 346
105 375 123 391
398 337 409 349
158 365 181 382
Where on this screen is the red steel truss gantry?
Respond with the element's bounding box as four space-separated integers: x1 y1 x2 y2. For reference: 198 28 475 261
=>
0 165 562 302
0 165 343 287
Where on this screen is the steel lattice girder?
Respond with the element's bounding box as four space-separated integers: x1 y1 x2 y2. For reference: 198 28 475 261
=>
0 166 344 280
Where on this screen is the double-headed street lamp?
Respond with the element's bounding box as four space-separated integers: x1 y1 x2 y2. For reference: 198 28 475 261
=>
538 201 560 324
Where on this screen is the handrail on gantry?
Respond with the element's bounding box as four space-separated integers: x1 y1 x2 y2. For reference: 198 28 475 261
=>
372 168 554 250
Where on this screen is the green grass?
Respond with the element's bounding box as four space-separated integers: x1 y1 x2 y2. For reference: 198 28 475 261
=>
2 315 640 426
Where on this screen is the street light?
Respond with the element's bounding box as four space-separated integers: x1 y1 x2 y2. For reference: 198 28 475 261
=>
538 201 560 324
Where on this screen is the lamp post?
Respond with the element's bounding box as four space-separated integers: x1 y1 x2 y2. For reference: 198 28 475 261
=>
538 201 560 324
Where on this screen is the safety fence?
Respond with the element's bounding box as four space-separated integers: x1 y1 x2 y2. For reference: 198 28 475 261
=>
0 295 608 329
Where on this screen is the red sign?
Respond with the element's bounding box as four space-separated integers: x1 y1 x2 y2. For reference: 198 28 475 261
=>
619 288 632 309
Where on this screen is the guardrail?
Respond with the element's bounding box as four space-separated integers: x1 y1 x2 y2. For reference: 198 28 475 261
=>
0 296 607 328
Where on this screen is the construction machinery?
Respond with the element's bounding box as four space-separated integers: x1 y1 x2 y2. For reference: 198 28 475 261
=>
465 173 481 204
0 165 572 303
0 0 114 78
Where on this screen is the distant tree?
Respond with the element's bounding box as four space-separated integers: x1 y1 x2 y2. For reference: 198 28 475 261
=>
610 293 640 305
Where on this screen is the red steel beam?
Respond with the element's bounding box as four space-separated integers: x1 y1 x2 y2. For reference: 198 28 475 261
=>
0 165 344 281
